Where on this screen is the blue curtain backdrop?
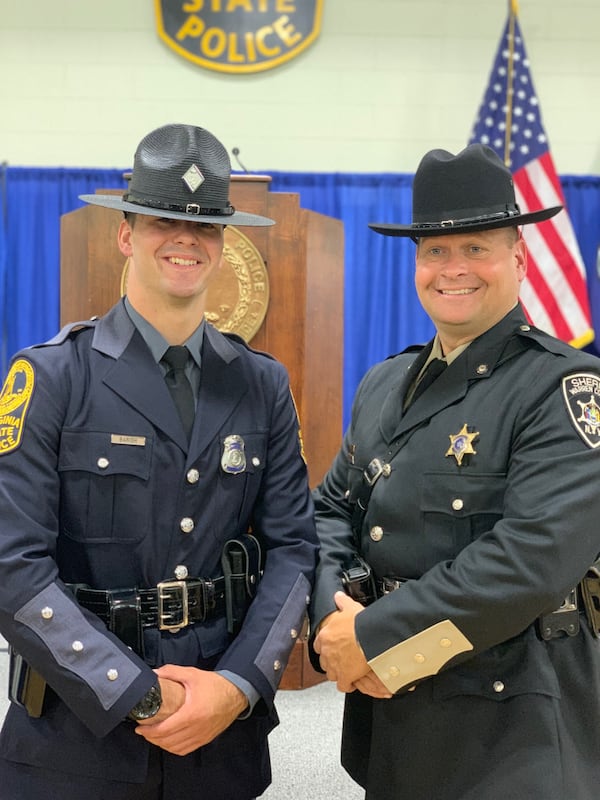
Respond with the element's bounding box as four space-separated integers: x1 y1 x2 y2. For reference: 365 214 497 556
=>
1 168 599 428
2 167 127 374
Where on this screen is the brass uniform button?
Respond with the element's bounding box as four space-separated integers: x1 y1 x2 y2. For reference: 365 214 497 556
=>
370 526 384 542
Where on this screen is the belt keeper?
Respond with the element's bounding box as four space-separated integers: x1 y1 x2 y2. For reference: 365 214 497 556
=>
108 588 144 658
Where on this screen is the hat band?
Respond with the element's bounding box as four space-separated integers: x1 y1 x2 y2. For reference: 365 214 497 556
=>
414 207 521 229
124 192 236 217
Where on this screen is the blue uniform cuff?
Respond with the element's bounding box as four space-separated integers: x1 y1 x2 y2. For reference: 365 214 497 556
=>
216 670 260 719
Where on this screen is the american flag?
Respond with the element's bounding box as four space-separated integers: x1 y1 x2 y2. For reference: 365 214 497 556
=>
468 5 593 347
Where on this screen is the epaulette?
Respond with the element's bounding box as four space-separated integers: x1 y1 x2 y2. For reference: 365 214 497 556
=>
31 318 99 349
222 330 276 362
385 343 425 361
514 324 574 357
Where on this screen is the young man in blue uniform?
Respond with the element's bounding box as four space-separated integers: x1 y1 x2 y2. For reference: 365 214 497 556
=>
310 144 600 799
0 123 318 799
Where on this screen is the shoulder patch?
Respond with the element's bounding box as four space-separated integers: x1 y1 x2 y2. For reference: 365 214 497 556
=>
0 358 35 455
562 373 600 449
288 388 307 464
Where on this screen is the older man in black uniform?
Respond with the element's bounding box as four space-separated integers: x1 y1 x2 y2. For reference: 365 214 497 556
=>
0 123 318 799
310 144 600 799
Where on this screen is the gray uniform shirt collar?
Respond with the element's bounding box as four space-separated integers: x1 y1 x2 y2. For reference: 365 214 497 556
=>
124 297 204 399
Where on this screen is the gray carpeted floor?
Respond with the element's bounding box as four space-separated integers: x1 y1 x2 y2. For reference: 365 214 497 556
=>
0 637 363 798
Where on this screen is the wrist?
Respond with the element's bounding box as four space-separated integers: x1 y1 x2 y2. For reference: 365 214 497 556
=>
127 682 162 721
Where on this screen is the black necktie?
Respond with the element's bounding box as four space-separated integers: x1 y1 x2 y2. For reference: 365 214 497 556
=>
410 358 447 404
162 346 195 439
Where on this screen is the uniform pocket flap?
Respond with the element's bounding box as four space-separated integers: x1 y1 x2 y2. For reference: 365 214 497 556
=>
58 429 152 479
422 472 505 517
432 628 560 702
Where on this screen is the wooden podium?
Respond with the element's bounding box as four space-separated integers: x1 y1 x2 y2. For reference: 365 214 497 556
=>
60 175 344 689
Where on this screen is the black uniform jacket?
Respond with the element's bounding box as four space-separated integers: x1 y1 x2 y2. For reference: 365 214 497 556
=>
310 305 600 800
0 300 318 798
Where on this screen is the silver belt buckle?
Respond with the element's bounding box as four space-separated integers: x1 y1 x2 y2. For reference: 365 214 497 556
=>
157 580 189 631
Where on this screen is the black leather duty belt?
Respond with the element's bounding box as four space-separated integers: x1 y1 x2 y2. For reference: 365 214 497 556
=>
73 577 227 633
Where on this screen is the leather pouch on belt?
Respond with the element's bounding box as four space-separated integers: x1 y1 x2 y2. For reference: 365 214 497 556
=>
221 533 262 635
109 588 144 658
8 646 48 718
581 560 600 637
341 555 377 606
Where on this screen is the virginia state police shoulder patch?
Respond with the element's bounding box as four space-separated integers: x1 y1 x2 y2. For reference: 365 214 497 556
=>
0 358 35 455
562 373 600 449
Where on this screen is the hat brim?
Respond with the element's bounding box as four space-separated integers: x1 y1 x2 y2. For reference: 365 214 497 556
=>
79 193 275 227
368 205 562 238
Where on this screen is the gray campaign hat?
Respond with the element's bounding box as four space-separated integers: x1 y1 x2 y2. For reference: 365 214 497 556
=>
80 123 274 227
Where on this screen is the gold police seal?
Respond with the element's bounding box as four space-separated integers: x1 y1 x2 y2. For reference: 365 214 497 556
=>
205 226 270 342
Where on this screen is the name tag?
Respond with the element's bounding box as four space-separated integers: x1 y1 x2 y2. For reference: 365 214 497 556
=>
110 434 146 447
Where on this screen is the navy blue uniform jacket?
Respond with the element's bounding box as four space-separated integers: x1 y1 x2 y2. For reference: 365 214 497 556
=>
0 300 318 798
310 306 600 800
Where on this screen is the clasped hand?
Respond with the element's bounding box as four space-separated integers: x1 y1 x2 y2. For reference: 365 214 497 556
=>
134 666 248 756
314 591 391 699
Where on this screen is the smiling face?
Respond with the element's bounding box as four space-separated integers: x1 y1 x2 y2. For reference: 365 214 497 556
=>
415 227 527 353
117 213 225 322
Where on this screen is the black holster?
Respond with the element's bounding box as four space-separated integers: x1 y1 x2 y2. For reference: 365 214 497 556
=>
221 533 262 635
581 559 600 637
8 647 47 718
341 555 377 606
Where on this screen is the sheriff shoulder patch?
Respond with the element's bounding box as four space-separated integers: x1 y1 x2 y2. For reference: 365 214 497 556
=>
562 372 600 449
0 358 35 455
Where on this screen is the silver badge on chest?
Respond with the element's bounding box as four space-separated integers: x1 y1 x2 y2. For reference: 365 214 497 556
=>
221 434 247 473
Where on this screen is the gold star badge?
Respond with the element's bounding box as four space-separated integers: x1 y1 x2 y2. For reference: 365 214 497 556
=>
446 423 479 466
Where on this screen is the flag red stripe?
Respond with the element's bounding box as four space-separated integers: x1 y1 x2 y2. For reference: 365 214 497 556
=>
516 162 592 322
521 252 573 340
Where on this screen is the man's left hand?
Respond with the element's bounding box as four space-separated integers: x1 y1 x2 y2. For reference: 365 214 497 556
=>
314 591 370 692
134 665 248 756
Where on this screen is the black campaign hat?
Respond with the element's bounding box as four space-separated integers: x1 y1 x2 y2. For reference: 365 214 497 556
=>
80 123 274 227
369 144 561 238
